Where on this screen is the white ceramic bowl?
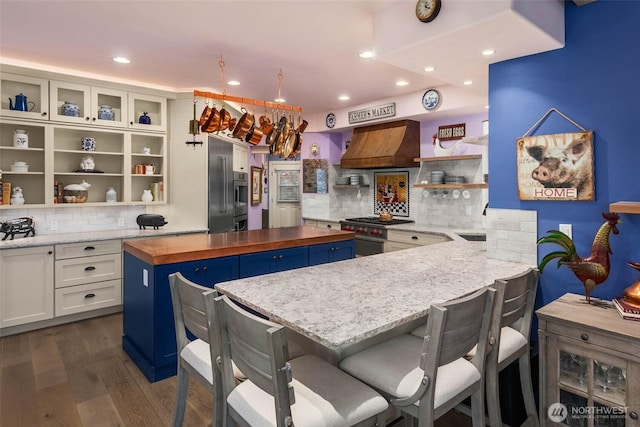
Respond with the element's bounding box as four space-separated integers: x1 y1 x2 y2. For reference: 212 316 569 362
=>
11 164 28 173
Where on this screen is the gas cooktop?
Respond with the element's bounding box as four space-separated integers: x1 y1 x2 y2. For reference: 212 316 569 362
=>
344 217 414 226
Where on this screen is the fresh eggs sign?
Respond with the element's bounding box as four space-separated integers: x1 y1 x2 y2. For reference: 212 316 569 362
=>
348 103 396 124
516 131 595 201
437 123 466 141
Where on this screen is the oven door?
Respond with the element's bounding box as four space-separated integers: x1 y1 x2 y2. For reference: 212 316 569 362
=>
234 179 248 216
354 235 385 256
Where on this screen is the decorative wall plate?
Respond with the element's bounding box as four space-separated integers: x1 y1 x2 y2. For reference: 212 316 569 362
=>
326 113 336 128
422 89 441 111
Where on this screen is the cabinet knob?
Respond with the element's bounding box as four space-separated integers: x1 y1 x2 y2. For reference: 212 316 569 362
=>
273 255 278 260
92 117 97 122
279 255 284 259
194 268 200 273
130 121 134 125
630 412 638 420
203 266 208 272
85 117 90 121
42 112 47 116
84 293 96 299
327 225 332 228
580 333 589 341
84 266 96 271
48 251 53 255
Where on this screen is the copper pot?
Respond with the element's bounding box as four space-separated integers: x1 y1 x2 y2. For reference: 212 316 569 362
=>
228 117 237 132
268 115 287 154
245 124 264 145
198 104 212 126
232 107 254 140
259 115 273 135
201 106 220 133
218 107 231 131
379 210 393 221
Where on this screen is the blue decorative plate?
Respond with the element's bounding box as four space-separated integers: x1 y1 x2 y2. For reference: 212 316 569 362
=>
422 89 441 111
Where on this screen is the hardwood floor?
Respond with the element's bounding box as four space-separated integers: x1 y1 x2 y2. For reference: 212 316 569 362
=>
0 314 472 427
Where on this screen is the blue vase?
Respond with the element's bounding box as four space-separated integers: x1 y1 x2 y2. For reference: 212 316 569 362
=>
139 112 151 125
98 105 114 120
61 101 80 117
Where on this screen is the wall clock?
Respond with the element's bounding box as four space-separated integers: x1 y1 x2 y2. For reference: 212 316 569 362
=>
422 89 441 110
326 113 336 129
416 0 441 23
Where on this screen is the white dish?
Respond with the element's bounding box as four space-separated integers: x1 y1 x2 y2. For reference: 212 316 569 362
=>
452 189 460 199
462 189 471 199
10 165 28 173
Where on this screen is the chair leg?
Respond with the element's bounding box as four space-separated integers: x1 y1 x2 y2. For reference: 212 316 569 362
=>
172 364 189 427
518 353 540 426
486 361 502 427
470 387 486 427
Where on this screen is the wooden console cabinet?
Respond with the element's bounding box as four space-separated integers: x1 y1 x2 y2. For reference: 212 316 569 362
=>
537 293 640 426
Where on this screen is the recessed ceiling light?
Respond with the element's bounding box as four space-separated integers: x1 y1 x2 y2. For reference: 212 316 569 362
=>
227 80 240 86
482 49 496 56
424 66 435 72
274 98 286 103
338 95 350 101
395 80 409 87
463 80 473 85
112 56 130 64
359 50 375 59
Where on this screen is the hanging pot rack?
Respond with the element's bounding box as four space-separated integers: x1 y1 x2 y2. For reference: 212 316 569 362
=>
192 90 303 113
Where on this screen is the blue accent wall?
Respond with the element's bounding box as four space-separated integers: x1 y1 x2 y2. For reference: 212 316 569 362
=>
489 1 640 307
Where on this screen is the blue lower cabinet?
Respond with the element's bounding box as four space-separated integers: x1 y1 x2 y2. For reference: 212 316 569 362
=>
122 252 238 382
308 241 356 266
239 246 309 278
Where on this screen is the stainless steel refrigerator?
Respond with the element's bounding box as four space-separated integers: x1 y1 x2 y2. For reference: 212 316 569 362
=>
208 136 235 234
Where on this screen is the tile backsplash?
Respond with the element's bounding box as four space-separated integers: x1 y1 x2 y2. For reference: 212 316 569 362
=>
0 205 146 235
485 207 538 265
303 163 487 230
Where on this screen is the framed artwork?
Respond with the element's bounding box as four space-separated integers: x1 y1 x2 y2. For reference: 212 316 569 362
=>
516 131 594 201
302 159 328 194
374 171 410 216
251 166 263 205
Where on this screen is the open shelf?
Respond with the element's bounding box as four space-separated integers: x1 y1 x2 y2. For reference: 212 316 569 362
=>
414 154 482 162
414 183 487 189
609 201 640 214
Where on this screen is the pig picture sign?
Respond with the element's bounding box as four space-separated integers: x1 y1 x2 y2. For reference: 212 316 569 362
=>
517 131 594 201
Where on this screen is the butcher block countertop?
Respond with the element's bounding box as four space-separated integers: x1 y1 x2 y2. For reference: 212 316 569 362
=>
122 226 355 265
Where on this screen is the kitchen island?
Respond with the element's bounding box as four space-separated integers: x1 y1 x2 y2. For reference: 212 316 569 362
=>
122 226 356 382
216 240 534 363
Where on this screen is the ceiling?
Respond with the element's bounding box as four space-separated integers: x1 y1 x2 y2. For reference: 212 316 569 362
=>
0 1 575 116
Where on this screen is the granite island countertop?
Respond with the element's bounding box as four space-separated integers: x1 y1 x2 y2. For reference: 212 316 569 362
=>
0 227 207 249
216 240 533 361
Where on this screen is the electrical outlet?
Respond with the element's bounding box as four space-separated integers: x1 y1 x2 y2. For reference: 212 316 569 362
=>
49 220 58 231
559 223 572 239
118 217 125 227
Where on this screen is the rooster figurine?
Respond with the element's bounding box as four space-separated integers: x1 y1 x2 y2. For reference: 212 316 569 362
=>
537 212 622 304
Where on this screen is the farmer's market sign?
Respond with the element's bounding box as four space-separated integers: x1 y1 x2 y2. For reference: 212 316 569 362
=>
348 103 396 124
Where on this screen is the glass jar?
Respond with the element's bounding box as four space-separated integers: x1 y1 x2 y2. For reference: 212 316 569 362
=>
106 187 117 203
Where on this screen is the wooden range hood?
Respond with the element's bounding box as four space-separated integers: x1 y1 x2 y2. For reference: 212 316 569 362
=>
340 120 420 169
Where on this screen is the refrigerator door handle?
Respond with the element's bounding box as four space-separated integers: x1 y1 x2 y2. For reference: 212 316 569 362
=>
219 156 226 213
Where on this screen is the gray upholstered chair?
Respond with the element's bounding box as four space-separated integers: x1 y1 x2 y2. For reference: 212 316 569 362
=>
340 286 496 427
483 268 539 427
209 293 389 427
168 272 243 427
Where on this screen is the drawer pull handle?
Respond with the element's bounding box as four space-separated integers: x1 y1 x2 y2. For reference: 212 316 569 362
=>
84 293 96 298
630 412 638 420
203 267 208 272
194 268 200 273
411 236 418 240
327 225 332 228
580 333 589 341
279 255 284 259
84 246 95 251
84 266 96 271
273 256 278 260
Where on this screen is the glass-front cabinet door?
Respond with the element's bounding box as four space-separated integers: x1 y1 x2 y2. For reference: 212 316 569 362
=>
50 80 128 128
551 340 634 427
0 73 49 120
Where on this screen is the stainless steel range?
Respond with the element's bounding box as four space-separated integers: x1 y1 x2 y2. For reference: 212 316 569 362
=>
341 217 414 256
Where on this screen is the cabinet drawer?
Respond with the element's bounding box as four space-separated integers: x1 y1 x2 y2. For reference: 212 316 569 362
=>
547 321 640 357
56 239 121 260
316 220 340 230
55 279 122 316
55 253 122 288
386 230 449 246
384 240 420 253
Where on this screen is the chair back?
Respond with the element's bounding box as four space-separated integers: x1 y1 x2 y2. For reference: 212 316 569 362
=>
169 272 216 350
421 287 496 381
211 294 295 424
493 268 539 337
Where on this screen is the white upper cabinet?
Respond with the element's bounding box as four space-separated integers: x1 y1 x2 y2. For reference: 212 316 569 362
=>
49 80 129 128
128 93 167 132
1 73 49 120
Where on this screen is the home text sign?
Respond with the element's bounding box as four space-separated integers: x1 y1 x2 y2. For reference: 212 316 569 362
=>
348 103 396 124
438 123 466 141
